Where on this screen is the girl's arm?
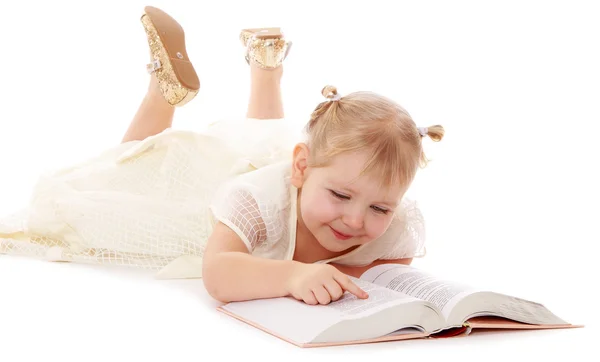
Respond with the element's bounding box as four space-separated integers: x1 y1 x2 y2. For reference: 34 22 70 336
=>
201 222 298 303
202 222 368 304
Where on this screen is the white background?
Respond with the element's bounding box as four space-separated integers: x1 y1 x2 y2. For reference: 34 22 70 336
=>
0 0 598 361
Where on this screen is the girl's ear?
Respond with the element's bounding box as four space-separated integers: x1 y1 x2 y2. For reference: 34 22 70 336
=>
291 143 309 188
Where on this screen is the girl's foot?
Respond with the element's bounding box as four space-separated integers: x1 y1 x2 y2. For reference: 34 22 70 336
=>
240 27 292 70
141 6 200 107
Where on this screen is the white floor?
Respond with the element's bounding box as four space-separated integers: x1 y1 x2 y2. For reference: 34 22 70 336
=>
0 255 593 361
1 0 598 361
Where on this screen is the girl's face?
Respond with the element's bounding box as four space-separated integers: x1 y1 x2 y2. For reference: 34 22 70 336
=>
291 146 406 254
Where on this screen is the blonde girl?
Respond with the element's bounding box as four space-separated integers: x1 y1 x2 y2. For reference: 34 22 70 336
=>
0 6 444 306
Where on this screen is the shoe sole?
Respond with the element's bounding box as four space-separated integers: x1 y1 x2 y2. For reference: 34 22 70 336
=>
142 6 199 106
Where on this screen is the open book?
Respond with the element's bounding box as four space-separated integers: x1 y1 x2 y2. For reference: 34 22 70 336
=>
217 263 581 348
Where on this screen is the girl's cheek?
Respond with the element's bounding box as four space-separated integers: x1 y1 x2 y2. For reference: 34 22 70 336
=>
314 200 338 222
303 195 326 221
367 217 391 239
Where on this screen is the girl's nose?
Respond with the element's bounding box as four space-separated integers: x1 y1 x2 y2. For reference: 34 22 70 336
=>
342 209 364 231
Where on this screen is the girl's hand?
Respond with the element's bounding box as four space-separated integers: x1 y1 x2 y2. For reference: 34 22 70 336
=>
285 262 369 305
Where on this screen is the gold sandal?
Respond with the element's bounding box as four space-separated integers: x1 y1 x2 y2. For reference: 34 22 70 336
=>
240 27 292 69
141 6 200 107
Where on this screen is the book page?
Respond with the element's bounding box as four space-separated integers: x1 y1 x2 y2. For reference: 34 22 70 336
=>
457 294 569 326
323 278 422 317
360 264 480 319
221 295 341 345
496 296 567 324
220 277 424 344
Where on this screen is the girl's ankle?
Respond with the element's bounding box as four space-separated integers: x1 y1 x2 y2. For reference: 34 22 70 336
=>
250 63 283 81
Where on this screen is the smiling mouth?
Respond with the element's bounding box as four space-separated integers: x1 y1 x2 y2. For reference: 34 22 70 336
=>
329 226 352 240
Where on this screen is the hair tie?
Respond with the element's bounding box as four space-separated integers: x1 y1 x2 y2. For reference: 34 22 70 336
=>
329 94 341 102
417 127 428 137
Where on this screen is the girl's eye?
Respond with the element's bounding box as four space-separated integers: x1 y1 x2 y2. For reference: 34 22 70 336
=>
329 190 350 200
329 190 389 214
371 206 389 215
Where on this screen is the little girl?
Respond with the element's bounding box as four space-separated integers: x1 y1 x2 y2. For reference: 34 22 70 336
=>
0 6 444 306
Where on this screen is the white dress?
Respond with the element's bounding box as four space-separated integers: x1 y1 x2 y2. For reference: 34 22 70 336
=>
0 119 426 279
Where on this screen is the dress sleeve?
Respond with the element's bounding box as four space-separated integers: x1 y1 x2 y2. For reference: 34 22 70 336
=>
378 198 427 260
208 161 292 253
209 181 268 252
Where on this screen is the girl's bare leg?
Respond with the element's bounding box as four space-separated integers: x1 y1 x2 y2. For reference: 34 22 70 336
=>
121 62 282 143
121 74 175 143
122 31 285 141
246 64 284 119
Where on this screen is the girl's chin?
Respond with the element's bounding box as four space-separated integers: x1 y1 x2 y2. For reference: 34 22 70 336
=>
317 236 360 254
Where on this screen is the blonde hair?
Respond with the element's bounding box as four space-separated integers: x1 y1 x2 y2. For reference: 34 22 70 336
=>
304 85 444 189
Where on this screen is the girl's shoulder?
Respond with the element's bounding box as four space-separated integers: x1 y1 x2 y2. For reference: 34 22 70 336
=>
209 160 295 254
370 198 427 259
226 160 293 203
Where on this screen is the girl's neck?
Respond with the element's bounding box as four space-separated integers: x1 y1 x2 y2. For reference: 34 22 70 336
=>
293 221 330 263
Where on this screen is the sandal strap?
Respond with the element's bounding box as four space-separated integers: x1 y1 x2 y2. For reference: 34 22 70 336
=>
146 59 162 74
